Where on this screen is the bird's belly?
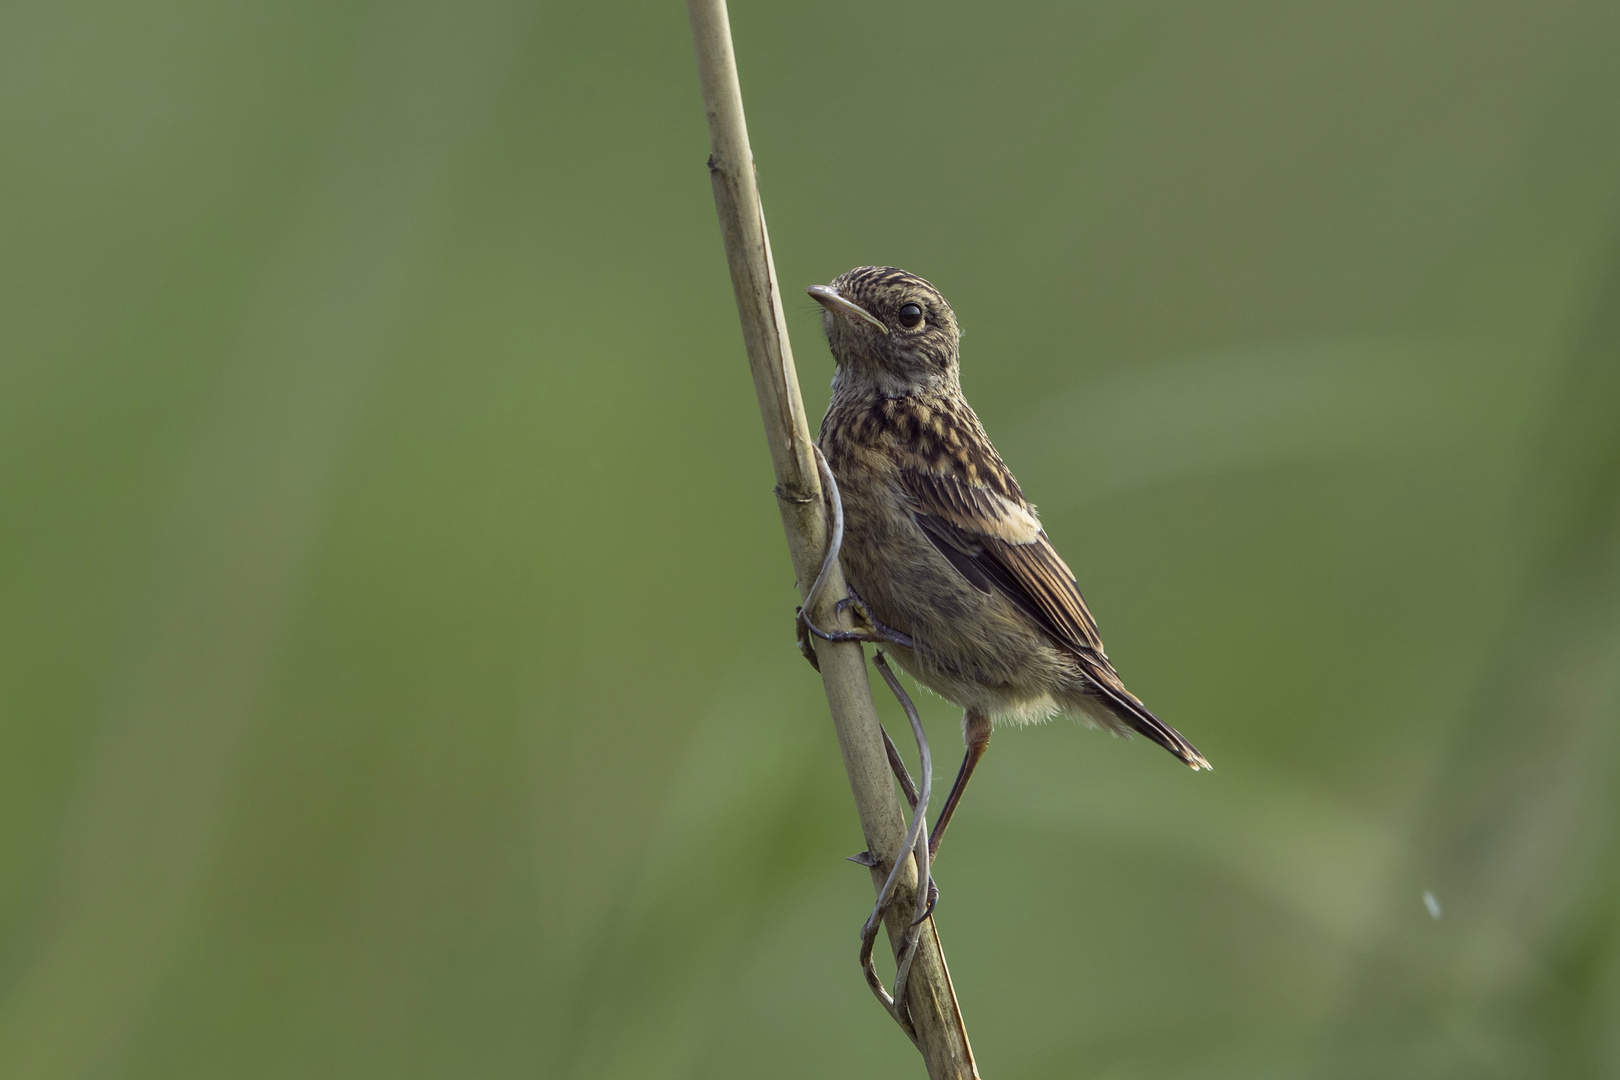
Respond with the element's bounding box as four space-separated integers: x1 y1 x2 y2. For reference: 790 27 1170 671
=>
836 485 1075 719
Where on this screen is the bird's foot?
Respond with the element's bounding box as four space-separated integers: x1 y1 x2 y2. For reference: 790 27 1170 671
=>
838 590 918 649
798 588 916 651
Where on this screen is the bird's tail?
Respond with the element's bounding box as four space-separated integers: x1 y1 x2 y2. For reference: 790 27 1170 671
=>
1084 670 1212 771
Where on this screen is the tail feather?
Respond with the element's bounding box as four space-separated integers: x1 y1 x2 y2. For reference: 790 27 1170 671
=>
1085 672 1212 772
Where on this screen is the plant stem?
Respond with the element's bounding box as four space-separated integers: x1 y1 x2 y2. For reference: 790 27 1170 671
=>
686 3 978 1077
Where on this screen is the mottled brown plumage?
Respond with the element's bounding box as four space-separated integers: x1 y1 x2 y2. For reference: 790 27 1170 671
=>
809 266 1208 852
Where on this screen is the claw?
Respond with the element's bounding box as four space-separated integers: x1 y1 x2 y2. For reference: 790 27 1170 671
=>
838 589 876 628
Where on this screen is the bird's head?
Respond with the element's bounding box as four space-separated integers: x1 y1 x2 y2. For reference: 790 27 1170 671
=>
808 266 961 397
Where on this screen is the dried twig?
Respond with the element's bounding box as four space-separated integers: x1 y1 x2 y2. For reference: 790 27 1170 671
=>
687 3 978 1076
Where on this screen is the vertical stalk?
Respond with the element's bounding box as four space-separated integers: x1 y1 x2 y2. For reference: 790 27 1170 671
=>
686 3 978 1077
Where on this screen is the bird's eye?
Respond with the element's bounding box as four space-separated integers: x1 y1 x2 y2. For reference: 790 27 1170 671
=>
897 302 924 329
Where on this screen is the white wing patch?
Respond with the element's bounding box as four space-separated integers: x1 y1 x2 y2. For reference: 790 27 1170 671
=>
980 490 1042 544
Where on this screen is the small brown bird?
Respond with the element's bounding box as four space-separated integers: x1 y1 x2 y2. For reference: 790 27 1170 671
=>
809 266 1210 857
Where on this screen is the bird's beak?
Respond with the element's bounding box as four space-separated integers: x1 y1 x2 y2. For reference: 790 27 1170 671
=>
806 284 888 335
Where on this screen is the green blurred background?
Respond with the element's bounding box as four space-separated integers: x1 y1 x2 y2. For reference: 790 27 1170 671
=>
3 1 1618 1076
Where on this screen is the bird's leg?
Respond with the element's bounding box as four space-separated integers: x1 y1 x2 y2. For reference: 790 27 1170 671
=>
928 709 992 860
881 725 920 809
855 650 937 1016
879 724 939 921
850 724 920 863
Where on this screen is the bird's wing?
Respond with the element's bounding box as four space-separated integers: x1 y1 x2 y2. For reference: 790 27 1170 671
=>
900 465 1212 771
898 467 1106 658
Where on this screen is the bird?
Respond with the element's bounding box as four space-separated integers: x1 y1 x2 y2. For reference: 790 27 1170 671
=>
807 266 1210 858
